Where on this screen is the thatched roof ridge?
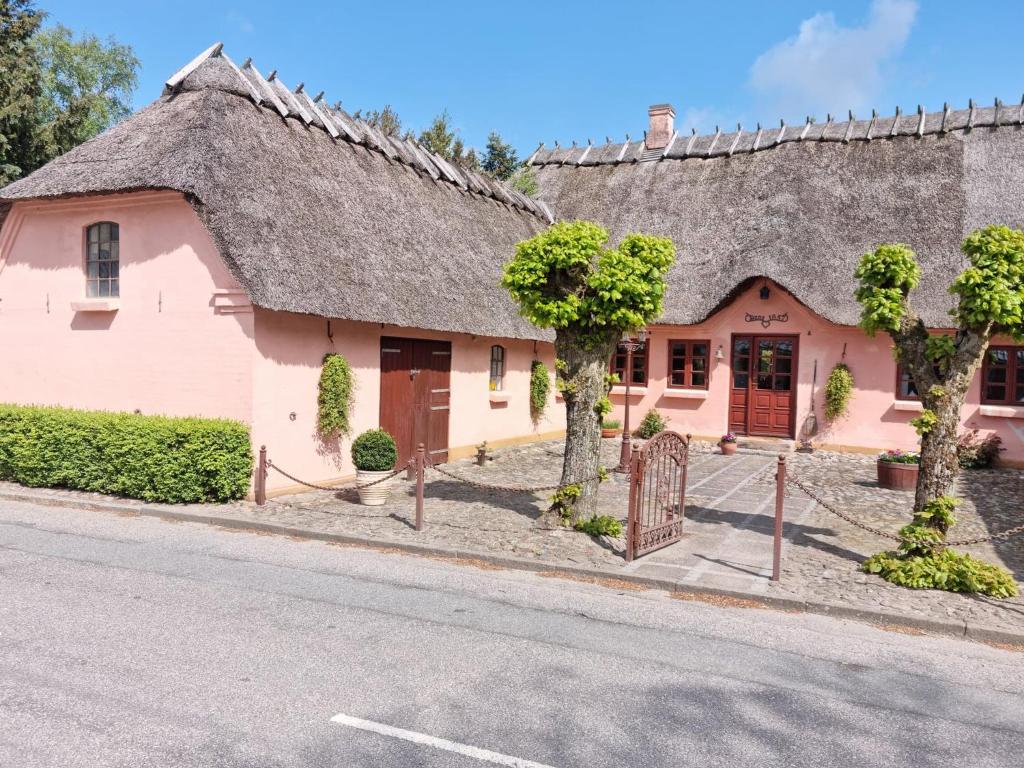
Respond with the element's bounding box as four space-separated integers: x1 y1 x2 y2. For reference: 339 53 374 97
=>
1 44 552 340
529 100 1024 166
532 120 1024 328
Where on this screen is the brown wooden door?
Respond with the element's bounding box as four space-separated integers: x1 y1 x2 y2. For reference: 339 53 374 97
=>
729 335 797 438
380 337 451 466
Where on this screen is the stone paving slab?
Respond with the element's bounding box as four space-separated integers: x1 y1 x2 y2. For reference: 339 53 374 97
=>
2 439 1023 641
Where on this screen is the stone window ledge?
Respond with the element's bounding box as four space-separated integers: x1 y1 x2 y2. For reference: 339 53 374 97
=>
893 400 924 412
610 386 647 396
979 404 1024 419
663 388 708 400
71 299 120 312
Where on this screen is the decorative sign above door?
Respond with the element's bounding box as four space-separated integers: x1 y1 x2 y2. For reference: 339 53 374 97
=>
745 311 789 329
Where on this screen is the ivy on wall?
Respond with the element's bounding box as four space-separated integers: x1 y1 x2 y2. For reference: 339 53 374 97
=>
317 353 355 438
824 363 854 421
530 360 550 421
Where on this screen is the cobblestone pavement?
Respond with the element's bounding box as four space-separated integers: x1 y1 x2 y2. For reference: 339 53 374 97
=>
257 439 1024 634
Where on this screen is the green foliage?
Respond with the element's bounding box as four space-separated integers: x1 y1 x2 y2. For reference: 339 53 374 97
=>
350 429 398 472
481 131 519 181
635 409 668 440
573 515 624 538
925 336 955 371
317 353 355 438
824 363 853 421
854 243 921 335
418 110 456 158
956 430 1003 469
877 449 919 465
502 221 676 349
509 165 539 196
909 409 937 436
0 0 45 184
0 403 252 503
952 225 1024 337
529 360 550 420
601 419 621 430
594 396 612 418
551 483 582 524
351 104 403 137
863 549 1018 598
33 24 139 158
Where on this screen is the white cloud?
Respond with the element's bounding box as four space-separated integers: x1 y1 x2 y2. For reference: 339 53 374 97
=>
749 0 917 120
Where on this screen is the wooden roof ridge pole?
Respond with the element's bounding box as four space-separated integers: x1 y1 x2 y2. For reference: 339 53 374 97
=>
525 142 544 166
682 127 698 158
577 139 593 165
165 41 223 91
967 98 976 130
842 111 855 143
560 140 577 166
889 105 901 137
751 123 763 152
1018 94 1024 126
301 90 339 138
661 130 678 158
994 97 1002 126
615 136 631 163
267 71 314 125
865 109 877 141
916 104 926 138
705 125 722 157
820 113 833 141
220 52 264 107
940 102 950 133
241 59 289 118
727 124 742 157
798 116 811 141
773 119 786 146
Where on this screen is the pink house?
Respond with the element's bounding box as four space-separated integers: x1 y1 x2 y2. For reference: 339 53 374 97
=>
531 103 1024 465
2 43 1023 503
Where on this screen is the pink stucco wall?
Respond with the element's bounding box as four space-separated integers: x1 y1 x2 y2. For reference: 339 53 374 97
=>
0 192 255 422
609 280 1024 465
251 310 564 491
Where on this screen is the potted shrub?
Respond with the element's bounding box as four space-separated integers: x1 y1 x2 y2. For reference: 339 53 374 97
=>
719 432 738 455
351 429 398 506
601 419 622 438
877 449 919 490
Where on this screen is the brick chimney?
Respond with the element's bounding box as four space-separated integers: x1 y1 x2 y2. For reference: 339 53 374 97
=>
645 104 675 150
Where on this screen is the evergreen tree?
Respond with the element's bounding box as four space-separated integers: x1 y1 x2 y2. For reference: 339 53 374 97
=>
418 110 455 159
481 131 519 181
0 0 45 185
352 104 402 137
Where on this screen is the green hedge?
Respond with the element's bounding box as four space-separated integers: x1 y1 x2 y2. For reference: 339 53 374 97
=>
0 404 253 503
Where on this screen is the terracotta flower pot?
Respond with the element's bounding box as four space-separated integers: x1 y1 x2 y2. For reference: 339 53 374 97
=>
720 441 737 455
877 460 919 491
355 469 393 506
601 428 622 438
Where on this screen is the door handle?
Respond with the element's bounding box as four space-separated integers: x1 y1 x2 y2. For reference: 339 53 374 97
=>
410 368 421 379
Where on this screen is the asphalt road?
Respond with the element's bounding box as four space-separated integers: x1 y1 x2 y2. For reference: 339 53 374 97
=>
1 499 1022 768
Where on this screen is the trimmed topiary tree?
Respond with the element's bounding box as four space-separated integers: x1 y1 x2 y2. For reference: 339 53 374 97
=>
502 220 675 521
351 429 398 471
854 226 1024 597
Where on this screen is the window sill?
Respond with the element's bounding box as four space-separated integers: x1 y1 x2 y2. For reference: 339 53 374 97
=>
979 404 1024 419
488 392 511 404
893 400 924 412
71 299 120 312
663 388 709 400
610 386 647 396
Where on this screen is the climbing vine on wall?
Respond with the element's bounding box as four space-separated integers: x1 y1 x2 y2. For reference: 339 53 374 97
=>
824 363 854 421
529 360 550 421
317 353 355 438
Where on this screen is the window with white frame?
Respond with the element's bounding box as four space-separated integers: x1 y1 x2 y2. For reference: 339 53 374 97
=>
489 345 505 391
85 222 119 297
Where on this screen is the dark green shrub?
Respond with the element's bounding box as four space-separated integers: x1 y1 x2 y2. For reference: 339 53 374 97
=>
863 549 1018 598
529 360 550 421
351 429 398 471
0 403 252 503
824 363 853 421
634 409 667 439
574 514 624 538
957 430 1003 469
318 353 355 438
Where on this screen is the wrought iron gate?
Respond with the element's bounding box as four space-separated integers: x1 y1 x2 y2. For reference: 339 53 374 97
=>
626 431 690 562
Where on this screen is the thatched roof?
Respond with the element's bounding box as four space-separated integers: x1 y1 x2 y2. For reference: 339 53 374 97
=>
530 103 1024 327
1 44 553 341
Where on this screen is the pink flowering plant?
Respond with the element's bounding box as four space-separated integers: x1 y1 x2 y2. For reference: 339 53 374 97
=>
720 433 737 444
878 449 920 465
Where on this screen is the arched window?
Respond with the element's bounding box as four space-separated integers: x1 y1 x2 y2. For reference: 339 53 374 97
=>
489 345 505 391
86 222 119 297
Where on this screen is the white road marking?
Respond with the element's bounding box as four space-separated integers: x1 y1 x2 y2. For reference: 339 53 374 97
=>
330 713 560 767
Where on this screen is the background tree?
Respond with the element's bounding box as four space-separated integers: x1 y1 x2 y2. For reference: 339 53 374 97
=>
0 0 45 185
481 131 519 181
854 227 1023 597
502 221 675 521
418 110 456 159
33 24 138 158
509 165 539 196
352 104 402 138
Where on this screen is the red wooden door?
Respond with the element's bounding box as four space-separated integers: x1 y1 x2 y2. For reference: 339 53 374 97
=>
380 337 451 466
729 335 797 438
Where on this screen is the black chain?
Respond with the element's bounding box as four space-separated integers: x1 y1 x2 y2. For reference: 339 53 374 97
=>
266 458 410 492
425 455 605 494
786 472 903 542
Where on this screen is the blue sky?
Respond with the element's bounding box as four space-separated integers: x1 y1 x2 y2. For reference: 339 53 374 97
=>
38 0 1024 157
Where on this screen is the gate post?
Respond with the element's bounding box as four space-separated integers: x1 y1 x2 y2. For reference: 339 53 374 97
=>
625 443 641 563
415 443 425 532
772 454 786 582
255 445 267 506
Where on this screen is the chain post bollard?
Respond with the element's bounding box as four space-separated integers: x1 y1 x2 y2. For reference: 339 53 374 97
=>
772 454 785 582
415 443 425 532
255 445 267 506
625 442 641 563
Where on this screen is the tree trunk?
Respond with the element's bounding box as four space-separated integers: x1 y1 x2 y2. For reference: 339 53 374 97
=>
554 331 617 522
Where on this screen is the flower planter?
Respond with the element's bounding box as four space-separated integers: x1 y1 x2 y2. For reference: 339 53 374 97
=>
877 460 919 491
720 441 737 456
355 469 393 506
601 428 622 438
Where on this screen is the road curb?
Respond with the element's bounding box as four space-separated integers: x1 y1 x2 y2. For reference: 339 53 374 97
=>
2 487 1022 647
